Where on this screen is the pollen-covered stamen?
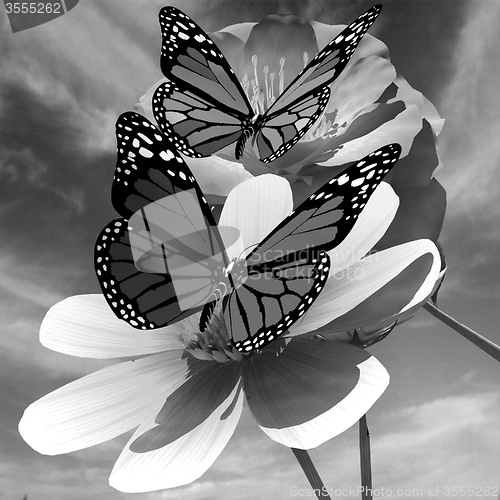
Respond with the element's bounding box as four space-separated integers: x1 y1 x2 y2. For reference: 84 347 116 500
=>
303 51 309 68
181 305 243 363
242 55 290 115
279 56 285 95
302 109 333 141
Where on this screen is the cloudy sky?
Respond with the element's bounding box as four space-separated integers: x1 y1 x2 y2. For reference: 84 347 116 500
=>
1 1 499 499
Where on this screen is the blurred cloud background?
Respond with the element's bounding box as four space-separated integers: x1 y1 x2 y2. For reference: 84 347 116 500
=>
0 1 499 499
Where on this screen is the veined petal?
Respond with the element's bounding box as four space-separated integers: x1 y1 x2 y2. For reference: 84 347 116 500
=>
291 239 441 335
244 338 388 449
318 104 422 167
326 183 399 274
40 294 185 358
129 361 241 453
18 351 192 455
329 56 396 126
289 183 399 337
219 174 293 259
109 377 243 492
313 241 442 333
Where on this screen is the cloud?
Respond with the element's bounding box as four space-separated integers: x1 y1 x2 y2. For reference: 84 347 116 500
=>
437 2 500 224
372 392 500 493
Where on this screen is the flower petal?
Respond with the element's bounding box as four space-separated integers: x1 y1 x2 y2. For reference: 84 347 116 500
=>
184 155 252 197
129 361 241 453
292 239 441 335
390 75 445 136
314 241 442 333
318 103 422 167
355 267 446 345
376 179 446 249
326 182 399 273
219 174 293 259
240 15 319 94
311 23 389 60
40 294 185 358
217 22 257 44
391 120 441 190
329 56 396 127
244 338 388 449
109 376 243 492
208 30 245 73
18 351 192 455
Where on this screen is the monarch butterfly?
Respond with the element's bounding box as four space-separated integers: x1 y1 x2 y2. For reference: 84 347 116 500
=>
153 5 382 163
95 112 401 352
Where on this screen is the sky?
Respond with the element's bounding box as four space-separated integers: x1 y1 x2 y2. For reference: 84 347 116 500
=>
0 0 499 499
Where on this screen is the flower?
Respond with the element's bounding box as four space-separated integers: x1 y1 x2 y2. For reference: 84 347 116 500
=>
137 11 447 345
19 174 442 492
138 10 446 262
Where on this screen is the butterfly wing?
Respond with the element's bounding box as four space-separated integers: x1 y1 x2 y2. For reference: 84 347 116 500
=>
95 219 217 329
155 6 254 158
226 251 331 352
152 81 247 159
227 143 401 351
256 4 382 163
247 143 401 261
95 111 228 329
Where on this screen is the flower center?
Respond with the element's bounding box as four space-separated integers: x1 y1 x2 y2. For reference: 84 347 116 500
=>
181 304 244 363
240 53 332 142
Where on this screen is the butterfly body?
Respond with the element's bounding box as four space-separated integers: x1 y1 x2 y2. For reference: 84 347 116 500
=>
96 112 401 353
154 5 381 162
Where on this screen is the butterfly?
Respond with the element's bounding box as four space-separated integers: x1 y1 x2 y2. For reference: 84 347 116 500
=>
152 5 382 163
95 111 401 352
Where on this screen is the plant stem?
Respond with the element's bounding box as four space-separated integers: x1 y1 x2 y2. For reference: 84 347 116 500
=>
359 415 372 500
291 448 331 499
423 302 500 362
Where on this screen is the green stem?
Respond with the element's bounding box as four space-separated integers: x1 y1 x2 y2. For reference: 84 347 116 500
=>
423 302 500 362
291 448 331 499
359 415 372 500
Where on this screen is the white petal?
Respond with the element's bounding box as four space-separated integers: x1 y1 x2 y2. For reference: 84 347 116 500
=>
219 175 293 259
253 344 389 449
184 156 252 197
18 351 190 455
40 295 185 358
318 104 422 166
291 239 441 335
109 380 243 492
326 182 399 273
330 56 396 127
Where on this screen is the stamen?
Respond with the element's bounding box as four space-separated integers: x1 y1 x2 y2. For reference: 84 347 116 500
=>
242 73 250 98
250 55 264 114
263 65 270 107
279 56 285 95
269 72 276 105
180 303 248 363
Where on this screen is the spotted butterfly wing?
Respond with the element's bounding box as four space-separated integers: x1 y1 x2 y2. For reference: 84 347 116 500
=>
154 5 381 163
95 112 327 341
220 143 402 351
95 111 228 329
